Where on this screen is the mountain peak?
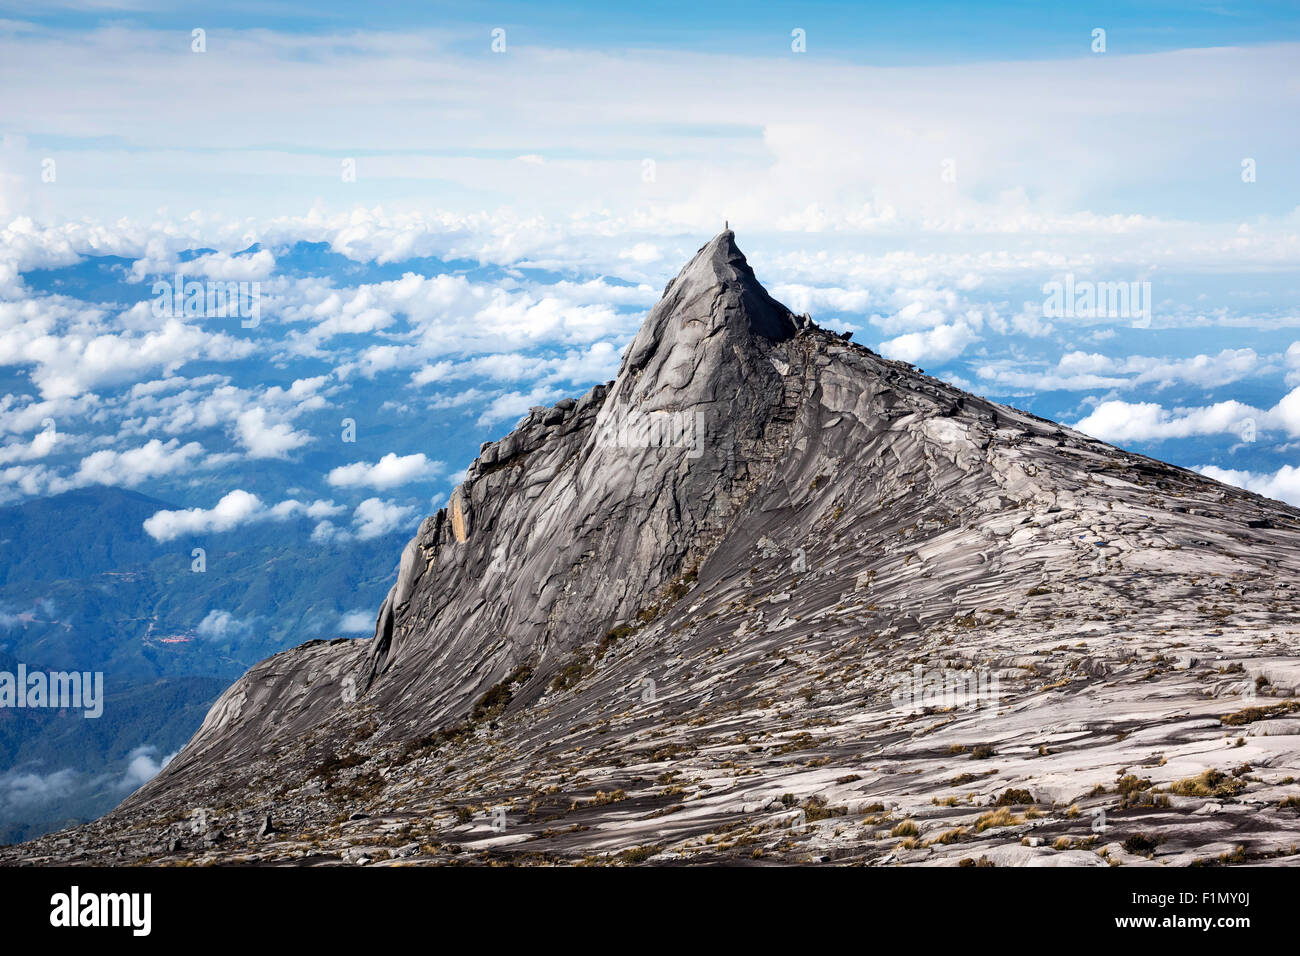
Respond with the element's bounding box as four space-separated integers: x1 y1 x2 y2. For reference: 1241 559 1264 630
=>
673 228 798 341
15 235 1300 867
690 227 741 279
614 231 798 402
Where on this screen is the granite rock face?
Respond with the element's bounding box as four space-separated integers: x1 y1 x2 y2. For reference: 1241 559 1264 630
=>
7 232 1300 866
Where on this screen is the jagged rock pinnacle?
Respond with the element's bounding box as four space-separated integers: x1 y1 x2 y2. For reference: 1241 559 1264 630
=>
614 230 797 411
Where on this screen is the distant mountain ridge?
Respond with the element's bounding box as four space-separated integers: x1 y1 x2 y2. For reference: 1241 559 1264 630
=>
0 487 174 586
0 485 407 843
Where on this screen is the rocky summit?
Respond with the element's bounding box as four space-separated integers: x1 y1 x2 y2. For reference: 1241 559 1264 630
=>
8 232 1300 867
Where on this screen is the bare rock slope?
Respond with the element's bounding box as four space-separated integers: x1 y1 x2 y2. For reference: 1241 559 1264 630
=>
8 231 1300 866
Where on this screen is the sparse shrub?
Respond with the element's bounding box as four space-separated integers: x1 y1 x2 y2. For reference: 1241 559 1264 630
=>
1220 701 1300 726
933 826 967 845
994 788 1034 806
550 657 591 692
617 845 659 864
802 795 847 822
1122 833 1161 855
471 664 533 721
1167 769 1246 799
890 819 919 837
973 807 1022 832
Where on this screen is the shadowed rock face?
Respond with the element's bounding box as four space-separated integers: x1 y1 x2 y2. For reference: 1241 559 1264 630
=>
8 233 1300 867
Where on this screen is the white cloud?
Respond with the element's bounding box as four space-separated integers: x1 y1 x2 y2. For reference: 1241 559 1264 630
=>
879 320 979 365
410 343 624 403
2 23 1294 250
0 436 211 498
771 283 871 315
0 295 256 400
128 247 275 283
142 489 344 541
118 745 176 791
234 407 312 459
0 392 98 437
189 249 275 281
195 609 253 640
1070 379 1300 445
1072 399 1258 443
70 437 205 487
143 489 263 540
475 386 565 428
327 452 442 490
0 746 178 813
978 348 1265 394
0 766 78 810
351 497 417 540
618 243 661 264
338 609 374 633
0 422 58 464
1196 464 1300 507
115 377 329 461
311 497 418 543
0 463 57 503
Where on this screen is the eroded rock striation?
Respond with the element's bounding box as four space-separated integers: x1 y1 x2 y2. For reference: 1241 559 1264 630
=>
7 231 1300 866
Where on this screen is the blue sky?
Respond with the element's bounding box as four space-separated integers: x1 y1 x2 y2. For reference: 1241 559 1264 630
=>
11 2 1300 61
2 0 1300 532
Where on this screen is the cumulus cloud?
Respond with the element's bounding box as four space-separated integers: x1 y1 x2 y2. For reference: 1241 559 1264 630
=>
235 407 312 458
879 320 979 365
128 248 275 283
410 342 621 395
327 452 442 489
338 609 374 633
979 348 1265 394
118 745 176 791
475 386 565 427
351 497 417 540
1070 377 1300 444
310 497 417 543
1284 341 1300 386
1196 464 1300 507
188 249 275 281
0 436 210 498
0 393 97 438
0 421 58 464
70 438 206 487
142 489 344 541
0 296 256 400
114 376 329 457
618 243 661 264
280 271 630 365
195 609 254 641
771 283 872 316
1072 399 1259 443
143 489 261 540
0 746 178 815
